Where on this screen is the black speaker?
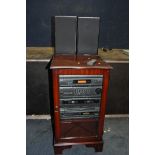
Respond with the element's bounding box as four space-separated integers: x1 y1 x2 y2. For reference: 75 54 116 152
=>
55 16 77 54
77 17 100 55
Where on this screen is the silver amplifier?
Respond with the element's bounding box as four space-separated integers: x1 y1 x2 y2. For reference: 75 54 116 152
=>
60 86 102 98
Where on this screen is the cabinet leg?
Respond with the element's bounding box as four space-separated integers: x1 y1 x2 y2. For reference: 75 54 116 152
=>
54 145 72 155
86 142 103 152
54 146 62 155
94 143 103 152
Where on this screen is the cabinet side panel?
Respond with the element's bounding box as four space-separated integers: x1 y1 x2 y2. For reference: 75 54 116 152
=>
52 70 61 141
98 70 110 137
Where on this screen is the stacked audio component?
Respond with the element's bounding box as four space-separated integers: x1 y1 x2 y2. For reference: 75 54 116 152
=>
50 16 112 154
59 75 103 119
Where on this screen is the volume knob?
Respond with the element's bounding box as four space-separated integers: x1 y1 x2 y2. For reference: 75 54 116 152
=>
95 88 102 94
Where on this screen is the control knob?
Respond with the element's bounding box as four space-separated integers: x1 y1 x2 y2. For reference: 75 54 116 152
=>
95 88 102 94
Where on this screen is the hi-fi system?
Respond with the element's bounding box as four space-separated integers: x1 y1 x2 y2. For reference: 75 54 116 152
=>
59 75 103 119
50 16 112 154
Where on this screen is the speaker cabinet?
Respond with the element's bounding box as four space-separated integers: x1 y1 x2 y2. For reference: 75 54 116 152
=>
55 16 77 54
77 17 100 55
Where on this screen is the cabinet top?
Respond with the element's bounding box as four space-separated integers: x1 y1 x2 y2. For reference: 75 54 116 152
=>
50 55 112 69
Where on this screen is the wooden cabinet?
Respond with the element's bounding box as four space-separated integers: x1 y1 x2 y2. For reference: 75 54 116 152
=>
50 55 112 154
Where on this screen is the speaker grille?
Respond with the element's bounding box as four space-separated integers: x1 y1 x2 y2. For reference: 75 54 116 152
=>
77 17 100 55
55 16 77 54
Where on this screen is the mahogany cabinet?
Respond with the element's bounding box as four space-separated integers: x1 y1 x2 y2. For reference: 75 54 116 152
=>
50 55 112 154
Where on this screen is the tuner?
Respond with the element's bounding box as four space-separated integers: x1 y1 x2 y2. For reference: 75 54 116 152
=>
95 88 102 94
